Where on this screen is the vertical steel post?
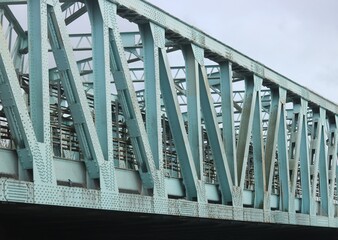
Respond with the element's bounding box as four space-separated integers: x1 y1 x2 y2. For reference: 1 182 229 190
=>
220 61 238 186
0 15 49 185
86 0 118 197
276 88 290 212
318 121 329 216
28 0 55 185
139 22 167 199
251 76 265 209
327 115 338 218
289 100 302 196
182 44 203 180
299 99 312 214
309 107 329 216
139 23 163 170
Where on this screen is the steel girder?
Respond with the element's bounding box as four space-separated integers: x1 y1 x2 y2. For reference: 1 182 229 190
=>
0 0 336 229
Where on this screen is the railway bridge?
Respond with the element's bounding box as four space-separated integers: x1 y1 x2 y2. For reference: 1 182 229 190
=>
0 0 337 239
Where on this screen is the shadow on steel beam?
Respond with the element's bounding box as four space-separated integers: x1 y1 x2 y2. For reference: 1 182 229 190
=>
0 202 337 240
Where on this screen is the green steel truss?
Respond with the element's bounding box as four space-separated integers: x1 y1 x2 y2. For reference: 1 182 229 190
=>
0 0 336 227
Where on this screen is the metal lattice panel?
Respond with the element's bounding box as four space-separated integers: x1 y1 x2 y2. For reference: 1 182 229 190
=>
0 0 335 230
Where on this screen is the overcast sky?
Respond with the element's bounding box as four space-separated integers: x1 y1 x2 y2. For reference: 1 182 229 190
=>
147 0 338 104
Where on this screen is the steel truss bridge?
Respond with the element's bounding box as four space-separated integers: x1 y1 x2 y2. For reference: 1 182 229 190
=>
0 0 337 239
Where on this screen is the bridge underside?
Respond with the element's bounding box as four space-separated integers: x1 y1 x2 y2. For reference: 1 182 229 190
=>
0 203 336 240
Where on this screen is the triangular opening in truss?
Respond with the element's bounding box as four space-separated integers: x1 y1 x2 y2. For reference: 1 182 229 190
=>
46 3 105 189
